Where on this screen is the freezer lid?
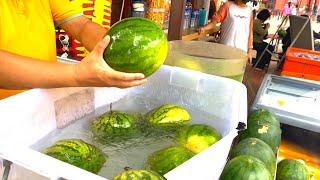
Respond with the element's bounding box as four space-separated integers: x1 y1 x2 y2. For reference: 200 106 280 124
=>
252 74 320 132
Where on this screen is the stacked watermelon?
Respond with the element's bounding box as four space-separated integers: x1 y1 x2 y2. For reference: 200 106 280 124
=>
276 159 310 180
239 109 282 153
221 109 281 179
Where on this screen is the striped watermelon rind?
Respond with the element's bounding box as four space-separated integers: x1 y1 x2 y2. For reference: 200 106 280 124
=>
230 138 276 178
44 139 106 174
147 146 195 176
220 155 273 180
239 121 282 154
91 111 137 139
276 159 310 180
104 17 168 77
175 124 221 154
146 104 191 126
248 109 280 128
113 169 166 180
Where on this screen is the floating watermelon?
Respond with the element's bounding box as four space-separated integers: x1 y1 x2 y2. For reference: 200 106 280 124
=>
103 17 168 77
220 155 272 180
175 124 221 153
146 104 191 127
44 139 106 174
113 169 165 180
240 121 281 154
276 159 310 180
147 146 195 176
248 109 280 128
230 138 276 177
91 111 137 139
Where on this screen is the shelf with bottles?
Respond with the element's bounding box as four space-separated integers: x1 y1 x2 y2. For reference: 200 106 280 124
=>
181 0 212 40
131 0 171 30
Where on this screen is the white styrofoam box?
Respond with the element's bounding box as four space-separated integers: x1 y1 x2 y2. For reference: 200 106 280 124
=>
0 65 247 180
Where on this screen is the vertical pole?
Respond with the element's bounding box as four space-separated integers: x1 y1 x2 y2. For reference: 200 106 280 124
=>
168 0 186 40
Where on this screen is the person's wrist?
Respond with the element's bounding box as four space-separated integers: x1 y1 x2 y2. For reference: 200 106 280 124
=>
71 64 82 87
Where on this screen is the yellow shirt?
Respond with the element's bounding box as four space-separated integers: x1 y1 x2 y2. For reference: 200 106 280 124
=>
0 0 82 100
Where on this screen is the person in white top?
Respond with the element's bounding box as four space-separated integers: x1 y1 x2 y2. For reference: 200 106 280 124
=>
199 0 253 63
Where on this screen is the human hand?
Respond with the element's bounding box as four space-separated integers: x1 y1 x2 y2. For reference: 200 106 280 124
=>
73 36 147 88
198 27 206 35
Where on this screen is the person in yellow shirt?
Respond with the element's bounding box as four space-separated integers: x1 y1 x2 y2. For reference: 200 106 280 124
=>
0 0 146 100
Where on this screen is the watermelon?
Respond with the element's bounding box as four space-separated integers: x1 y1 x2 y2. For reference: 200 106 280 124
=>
44 139 106 174
91 111 137 139
276 159 310 180
113 169 165 180
147 146 195 176
175 124 221 153
145 104 191 126
220 155 272 180
239 122 281 154
103 17 168 77
248 109 280 128
230 138 276 177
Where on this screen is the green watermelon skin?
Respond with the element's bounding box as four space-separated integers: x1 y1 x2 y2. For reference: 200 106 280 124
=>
147 146 195 176
230 138 276 177
113 169 166 180
276 159 310 180
239 122 281 154
44 139 106 174
146 104 191 126
91 111 137 139
175 124 221 154
103 17 168 77
220 155 272 180
248 109 280 128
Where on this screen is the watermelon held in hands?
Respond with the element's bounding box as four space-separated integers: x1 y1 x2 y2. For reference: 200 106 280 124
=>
220 155 272 180
91 111 137 139
175 124 221 154
103 17 168 77
147 146 195 176
113 169 166 180
44 139 106 174
146 104 191 127
276 159 310 180
248 109 280 128
230 138 276 177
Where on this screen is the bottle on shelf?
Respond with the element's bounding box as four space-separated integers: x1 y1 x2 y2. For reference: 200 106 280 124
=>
198 8 207 27
183 0 193 29
132 0 146 17
190 9 199 29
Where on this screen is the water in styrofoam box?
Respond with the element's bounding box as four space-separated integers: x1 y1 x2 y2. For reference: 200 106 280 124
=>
32 90 229 179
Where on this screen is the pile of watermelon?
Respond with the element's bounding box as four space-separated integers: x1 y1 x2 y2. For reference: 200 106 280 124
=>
43 103 222 179
221 109 310 180
220 109 281 180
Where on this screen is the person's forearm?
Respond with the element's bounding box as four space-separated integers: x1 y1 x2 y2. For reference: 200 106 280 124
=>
0 50 77 89
61 16 107 51
204 21 220 32
78 20 107 51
